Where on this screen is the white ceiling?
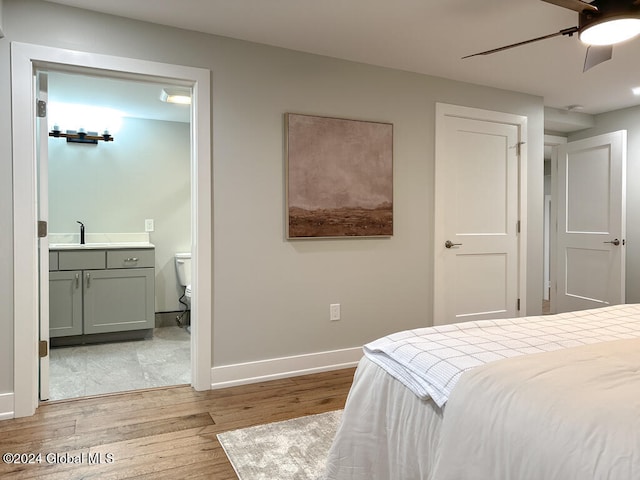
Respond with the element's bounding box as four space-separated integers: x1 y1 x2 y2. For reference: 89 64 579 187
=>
44 0 640 127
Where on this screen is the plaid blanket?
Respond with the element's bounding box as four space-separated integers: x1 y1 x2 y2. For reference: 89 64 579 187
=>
364 304 640 407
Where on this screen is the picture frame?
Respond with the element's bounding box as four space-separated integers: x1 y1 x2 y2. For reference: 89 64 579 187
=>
285 113 393 238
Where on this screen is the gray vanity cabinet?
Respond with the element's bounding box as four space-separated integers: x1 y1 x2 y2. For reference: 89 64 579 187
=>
83 267 155 334
49 248 155 340
49 270 83 337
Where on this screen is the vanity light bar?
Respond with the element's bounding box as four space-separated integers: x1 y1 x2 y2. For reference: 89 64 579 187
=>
49 128 114 144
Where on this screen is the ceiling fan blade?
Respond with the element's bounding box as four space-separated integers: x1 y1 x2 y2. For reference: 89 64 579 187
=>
462 27 578 59
540 0 598 13
583 44 613 71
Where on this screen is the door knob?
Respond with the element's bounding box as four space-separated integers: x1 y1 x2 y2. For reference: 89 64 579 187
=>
445 240 463 249
603 239 620 246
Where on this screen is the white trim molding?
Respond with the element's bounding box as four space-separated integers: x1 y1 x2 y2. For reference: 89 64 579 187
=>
11 42 212 417
211 347 363 389
0 393 14 420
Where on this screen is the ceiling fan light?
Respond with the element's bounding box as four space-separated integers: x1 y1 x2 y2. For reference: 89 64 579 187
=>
580 18 640 46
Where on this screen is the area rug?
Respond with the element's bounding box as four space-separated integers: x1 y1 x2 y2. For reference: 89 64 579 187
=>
217 409 342 480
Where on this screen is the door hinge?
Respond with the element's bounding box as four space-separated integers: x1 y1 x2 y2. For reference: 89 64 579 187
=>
515 141 526 156
39 340 48 358
36 99 47 118
38 220 48 238
516 220 521 234
517 298 521 311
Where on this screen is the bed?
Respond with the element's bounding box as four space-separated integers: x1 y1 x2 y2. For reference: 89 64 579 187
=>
323 304 640 480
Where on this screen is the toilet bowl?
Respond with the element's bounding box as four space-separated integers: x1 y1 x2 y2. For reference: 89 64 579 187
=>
175 252 191 328
175 252 192 302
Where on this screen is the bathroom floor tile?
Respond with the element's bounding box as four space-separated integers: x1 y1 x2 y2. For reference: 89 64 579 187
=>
47 326 191 401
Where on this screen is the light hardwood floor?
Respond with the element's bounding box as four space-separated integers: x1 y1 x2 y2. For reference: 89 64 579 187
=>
0 367 356 479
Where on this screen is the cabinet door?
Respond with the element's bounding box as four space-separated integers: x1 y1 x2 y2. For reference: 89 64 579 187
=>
49 270 83 337
83 268 155 334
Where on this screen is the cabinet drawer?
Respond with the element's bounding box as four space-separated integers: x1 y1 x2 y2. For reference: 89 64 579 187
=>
49 251 59 271
107 249 155 269
58 250 106 270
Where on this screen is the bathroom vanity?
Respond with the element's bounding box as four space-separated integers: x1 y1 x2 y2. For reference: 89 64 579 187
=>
49 243 155 345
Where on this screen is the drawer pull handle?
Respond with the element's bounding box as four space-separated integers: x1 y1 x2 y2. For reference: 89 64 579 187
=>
124 257 139 262
86 272 91 288
75 273 79 288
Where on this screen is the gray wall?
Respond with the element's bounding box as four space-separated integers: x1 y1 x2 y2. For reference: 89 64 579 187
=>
569 105 640 303
0 0 544 395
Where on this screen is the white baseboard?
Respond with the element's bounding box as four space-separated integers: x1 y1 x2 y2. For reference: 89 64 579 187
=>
211 346 363 389
0 393 14 420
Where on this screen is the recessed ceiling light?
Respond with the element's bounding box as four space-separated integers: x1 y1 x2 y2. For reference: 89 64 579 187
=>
160 88 192 105
632 86 640 96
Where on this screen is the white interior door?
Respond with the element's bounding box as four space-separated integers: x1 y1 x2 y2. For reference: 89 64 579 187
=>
37 71 50 401
555 131 626 313
434 104 525 326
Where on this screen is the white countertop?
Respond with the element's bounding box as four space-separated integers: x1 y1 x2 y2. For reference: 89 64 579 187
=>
48 232 154 250
50 242 154 250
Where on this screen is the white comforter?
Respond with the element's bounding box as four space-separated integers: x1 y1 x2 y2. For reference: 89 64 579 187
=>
364 303 640 407
323 356 445 480
325 305 640 479
432 337 640 480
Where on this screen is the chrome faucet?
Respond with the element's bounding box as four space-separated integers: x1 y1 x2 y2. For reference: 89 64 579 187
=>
77 221 85 244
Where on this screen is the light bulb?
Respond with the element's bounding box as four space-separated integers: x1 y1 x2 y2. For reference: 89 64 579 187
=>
580 18 640 46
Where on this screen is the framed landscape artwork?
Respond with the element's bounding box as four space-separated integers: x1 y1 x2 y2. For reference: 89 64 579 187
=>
285 113 393 238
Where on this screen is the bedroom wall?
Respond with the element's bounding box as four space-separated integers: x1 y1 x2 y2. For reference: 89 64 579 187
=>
0 0 544 396
569 105 640 303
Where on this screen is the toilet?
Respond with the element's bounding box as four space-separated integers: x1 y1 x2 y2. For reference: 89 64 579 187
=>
175 252 192 303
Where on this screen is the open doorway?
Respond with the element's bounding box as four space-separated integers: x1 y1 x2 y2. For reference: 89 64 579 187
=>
42 70 192 401
11 42 212 418
542 135 567 315
543 135 567 315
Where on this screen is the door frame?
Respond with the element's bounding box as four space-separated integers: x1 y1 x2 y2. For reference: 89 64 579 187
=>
11 42 212 417
545 134 567 314
434 103 528 322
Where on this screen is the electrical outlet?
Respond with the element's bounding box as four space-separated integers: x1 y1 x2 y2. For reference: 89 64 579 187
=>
145 219 154 232
330 303 341 321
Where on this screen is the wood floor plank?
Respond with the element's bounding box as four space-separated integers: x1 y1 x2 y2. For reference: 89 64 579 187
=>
0 367 355 480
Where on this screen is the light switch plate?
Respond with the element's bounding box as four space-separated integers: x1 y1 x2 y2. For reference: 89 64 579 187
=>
145 219 154 232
